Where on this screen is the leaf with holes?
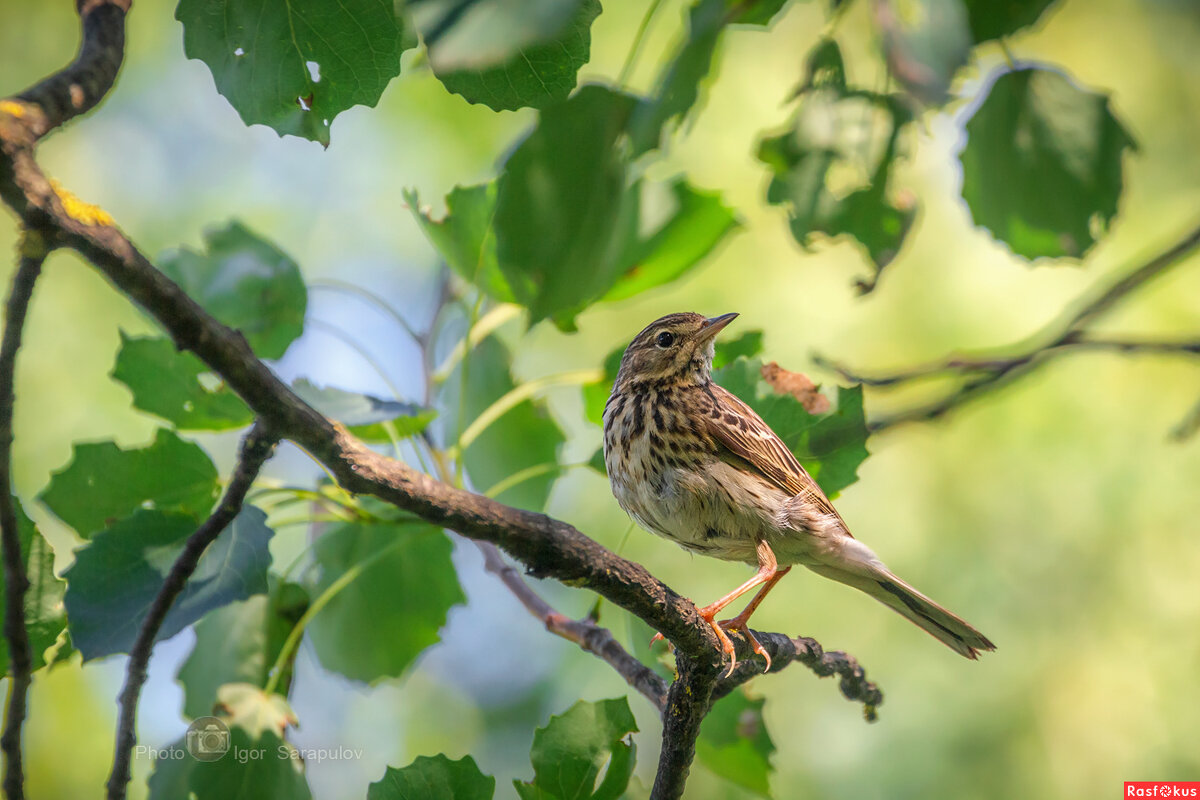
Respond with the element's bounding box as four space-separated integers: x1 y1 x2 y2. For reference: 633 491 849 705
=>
40 429 220 538
960 67 1137 260
697 690 776 797
306 522 464 684
158 221 306 359
514 697 638 800
0 501 68 676
369 755 496 800
714 357 869 497
176 0 413 145
434 0 600 111
113 334 253 430
63 506 274 660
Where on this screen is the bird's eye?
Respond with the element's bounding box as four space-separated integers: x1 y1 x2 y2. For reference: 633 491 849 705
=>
655 331 675 348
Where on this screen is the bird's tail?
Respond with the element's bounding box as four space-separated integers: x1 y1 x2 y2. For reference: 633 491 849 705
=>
806 558 996 660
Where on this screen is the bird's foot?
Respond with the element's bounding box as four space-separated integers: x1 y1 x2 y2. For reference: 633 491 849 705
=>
649 604 742 676
718 618 771 673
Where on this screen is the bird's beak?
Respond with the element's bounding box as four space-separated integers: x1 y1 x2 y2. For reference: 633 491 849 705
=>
697 312 738 343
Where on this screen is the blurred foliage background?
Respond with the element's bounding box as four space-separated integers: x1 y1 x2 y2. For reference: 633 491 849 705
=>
2 0 1199 797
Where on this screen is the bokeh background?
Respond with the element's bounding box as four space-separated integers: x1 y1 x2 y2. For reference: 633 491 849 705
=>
2 0 1199 797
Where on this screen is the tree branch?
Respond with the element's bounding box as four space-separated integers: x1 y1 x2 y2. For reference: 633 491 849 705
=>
106 425 278 800
712 631 883 721
816 222 1200 431
475 540 669 710
0 232 48 800
0 6 884 800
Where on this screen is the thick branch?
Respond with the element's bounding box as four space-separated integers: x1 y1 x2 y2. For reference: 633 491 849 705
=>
816 222 1200 431
106 425 278 800
652 655 718 800
0 235 47 800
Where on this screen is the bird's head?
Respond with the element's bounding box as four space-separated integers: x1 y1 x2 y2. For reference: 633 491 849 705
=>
614 312 738 389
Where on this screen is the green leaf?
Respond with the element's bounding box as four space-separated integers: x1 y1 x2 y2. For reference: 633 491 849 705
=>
630 0 787 155
602 179 740 303
0 501 68 676
40 429 220 538
158 221 306 360
113 334 254 430
404 183 513 302
63 506 274 660
147 726 311 800
713 358 869 496
178 581 309 719
440 336 565 510
307 521 464 684
291 379 437 442
959 67 1137 260
176 0 412 146
434 0 601 111
495 85 638 327
712 330 764 369
515 697 638 800
368 755 496 800
758 79 915 291
696 690 776 797
961 0 1058 44
414 0 586 72
876 0 972 106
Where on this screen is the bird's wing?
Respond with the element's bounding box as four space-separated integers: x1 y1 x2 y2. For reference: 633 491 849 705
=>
701 382 847 528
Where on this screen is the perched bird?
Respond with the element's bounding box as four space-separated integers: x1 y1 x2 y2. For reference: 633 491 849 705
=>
602 312 994 672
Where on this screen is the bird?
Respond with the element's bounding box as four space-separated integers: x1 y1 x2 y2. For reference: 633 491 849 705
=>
601 312 994 673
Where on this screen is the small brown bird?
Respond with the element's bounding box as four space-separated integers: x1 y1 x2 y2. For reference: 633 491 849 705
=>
602 312 994 671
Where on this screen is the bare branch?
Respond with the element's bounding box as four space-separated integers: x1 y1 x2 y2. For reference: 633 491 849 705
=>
816 222 1200 431
476 540 669 710
106 425 279 800
0 232 49 800
652 656 718 800
713 631 883 721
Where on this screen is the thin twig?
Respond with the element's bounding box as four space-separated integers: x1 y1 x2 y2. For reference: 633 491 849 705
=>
712 631 883 721
0 234 49 800
475 541 668 710
816 222 1200 431
106 426 278 800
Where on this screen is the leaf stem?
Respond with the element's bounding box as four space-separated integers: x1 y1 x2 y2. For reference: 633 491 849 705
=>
618 0 665 87
430 303 521 385
451 368 604 454
263 533 408 695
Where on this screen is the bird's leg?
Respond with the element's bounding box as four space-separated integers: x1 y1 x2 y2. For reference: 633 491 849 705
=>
719 564 793 672
652 540 783 676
